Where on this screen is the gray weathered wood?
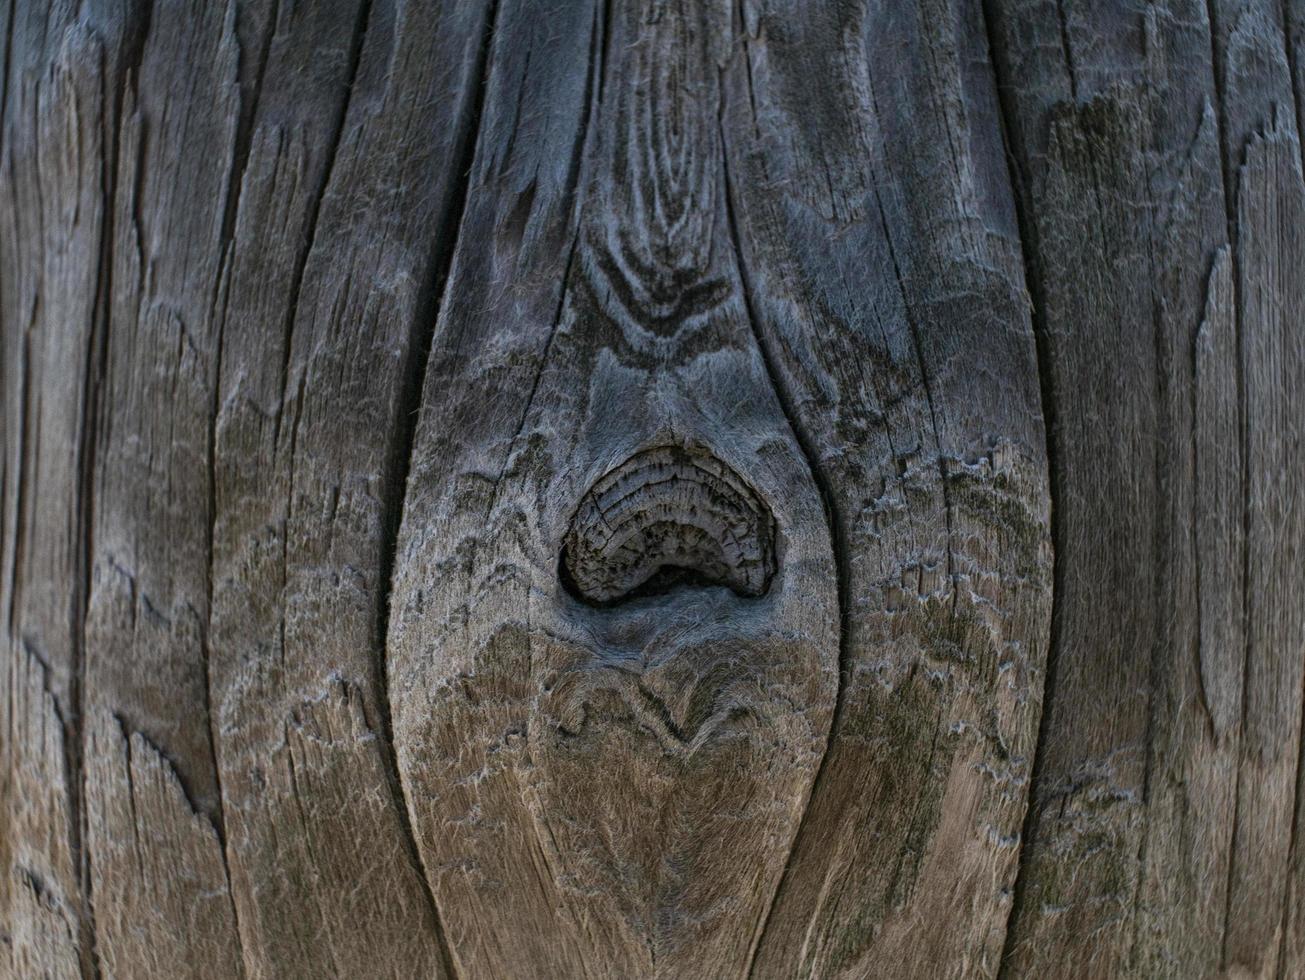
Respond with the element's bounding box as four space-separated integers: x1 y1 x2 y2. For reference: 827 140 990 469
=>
386 6 840 975
985 0 1305 976
723 1 1052 975
2 1 1301 978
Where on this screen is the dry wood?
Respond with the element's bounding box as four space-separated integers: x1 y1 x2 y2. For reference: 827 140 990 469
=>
1 1 1300 978
986 0 1305 976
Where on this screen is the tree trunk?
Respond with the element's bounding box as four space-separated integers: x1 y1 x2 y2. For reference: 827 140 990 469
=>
1 1 1300 977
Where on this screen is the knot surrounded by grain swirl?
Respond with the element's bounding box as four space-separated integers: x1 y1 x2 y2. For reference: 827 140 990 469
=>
560 446 776 606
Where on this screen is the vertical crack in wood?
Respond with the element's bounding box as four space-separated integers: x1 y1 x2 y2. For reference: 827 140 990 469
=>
117 719 149 885
7 320 32 649
68 7 157 974
975 1 1063 974
1282 612 1305 974
370 4 505 977
0 0 14 170
199 4 296 974
1203 0 1238 246
269 0 369 693
1131 151 1170 971
503 7 611 954
0 0 12 648
271 0 369 437
279 732 347 980
478 230 577 528
1201 5 1252 969
594 0 613 118
186 8 285 974
1053 0 1079 103
213 0 277 291
14 642 91 970
467 0 603 543
1191 250 1221 744
858 74 959 610
715 47 849 975
1280 0 1305 176
1219 157 1248 980
71 121 105 980
414 2 604 959
473 0 602 531
551 0 606 234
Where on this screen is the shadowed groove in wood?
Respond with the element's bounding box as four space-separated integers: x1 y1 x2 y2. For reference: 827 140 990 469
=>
200 2 379 974
270 0 370 422
371 3 504 978
0 2 15 146
974 0 1062 972
202 0 287 904
716 73 850 975
76 7 157 977
1198 44 1242 927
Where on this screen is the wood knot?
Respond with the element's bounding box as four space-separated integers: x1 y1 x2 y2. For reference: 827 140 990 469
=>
560 446 776 606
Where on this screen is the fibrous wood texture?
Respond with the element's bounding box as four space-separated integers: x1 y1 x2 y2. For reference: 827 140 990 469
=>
986 0 1305 976
0 1 1299 979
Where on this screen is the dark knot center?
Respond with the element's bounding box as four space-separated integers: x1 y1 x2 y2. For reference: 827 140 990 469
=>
560 446 776 607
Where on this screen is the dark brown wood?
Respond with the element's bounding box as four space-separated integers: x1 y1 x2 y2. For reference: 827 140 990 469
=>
1 1 1300 978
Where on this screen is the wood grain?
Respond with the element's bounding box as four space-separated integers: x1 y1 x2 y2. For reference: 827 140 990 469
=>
2 645 81 979
725 1 1052 974
1 5 147 974
3 1 1302 977
986 0 1305 975
386 3 838 975
202 0 487 973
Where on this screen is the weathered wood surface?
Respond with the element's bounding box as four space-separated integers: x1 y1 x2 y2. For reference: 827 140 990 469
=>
986 0 1305 976
0 1 1299 978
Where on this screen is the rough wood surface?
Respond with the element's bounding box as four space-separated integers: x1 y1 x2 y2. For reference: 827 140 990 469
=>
722 2 1051 974
1 1 1300 978
985 0 1305 976
385 6 841 974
